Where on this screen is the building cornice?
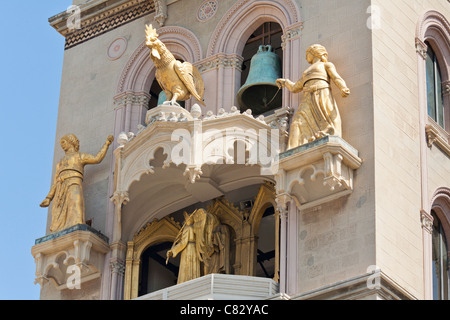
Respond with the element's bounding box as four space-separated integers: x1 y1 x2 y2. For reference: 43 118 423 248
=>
49 0 155 50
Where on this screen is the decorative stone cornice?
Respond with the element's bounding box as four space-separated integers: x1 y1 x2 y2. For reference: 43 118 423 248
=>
49 0 155 50
291 270 417 300
114 91 151 108
196 54 244 73
281 21 304 49
207 0 301 56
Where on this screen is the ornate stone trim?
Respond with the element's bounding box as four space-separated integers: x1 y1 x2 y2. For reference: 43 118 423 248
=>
281 21 304 49
124 217 181 300
207 0 301 56
430 187 450 211
415 38 428 60
31 226 110 289
275 136 362 211
196 54 244 73
60 0 155 50
114 91 151 108
425 118 450 155
110 260 126 276
421 210 434 234
443 80 450 97
416 10 450 44
197 0 219 22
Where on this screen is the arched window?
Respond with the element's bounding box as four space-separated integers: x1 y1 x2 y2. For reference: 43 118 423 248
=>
239 22 284 116
426 43 444 128
431 210 449 300
138 241 179 296
255 205 276 278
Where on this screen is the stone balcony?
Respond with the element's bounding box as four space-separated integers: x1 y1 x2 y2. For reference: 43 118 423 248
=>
136 274 280 300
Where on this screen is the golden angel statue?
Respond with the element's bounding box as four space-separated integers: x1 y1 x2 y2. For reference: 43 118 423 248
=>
166 208 230 284
145 24 205 106
276 44 350 149
40 134 114 233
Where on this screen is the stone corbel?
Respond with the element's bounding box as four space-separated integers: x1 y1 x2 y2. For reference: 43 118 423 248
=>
425 120 450 155
154 0 168 27
72 239 93 273
323 152 348 191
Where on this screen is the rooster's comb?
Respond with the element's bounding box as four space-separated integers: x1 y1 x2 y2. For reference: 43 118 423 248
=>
145 24 159 39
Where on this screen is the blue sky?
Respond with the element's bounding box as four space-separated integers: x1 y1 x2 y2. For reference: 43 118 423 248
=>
0 1 71 300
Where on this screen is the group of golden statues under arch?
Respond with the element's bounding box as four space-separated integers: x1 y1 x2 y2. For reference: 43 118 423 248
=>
40 25 350 286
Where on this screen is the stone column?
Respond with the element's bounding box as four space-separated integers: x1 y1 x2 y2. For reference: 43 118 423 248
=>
281 22 303 111
108 192 128 300
286 199 299 295
421 210 434 300
275 193 292 294
196 54 243 113
109 245 126 300
416 38 432 300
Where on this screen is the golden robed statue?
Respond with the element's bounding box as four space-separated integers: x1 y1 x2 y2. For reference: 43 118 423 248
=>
276 44 350 149
166 208 230 284
40 134 114 233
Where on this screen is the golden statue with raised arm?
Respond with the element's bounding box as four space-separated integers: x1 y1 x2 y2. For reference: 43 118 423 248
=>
276 44 350 149
166 208 230 284
40 134 114 233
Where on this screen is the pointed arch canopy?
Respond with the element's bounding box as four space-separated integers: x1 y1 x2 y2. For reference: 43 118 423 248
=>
116 26 204 95
207 0 301 57
416 10 450 82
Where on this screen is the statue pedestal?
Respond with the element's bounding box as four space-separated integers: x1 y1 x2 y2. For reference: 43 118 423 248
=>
31 224 110 291
145 103 194 125
136 274 279 300
274 136 362 210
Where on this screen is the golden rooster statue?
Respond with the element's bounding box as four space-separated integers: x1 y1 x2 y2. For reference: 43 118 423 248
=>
145 24 205 106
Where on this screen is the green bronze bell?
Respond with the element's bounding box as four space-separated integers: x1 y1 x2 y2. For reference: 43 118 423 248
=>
236 45 282 115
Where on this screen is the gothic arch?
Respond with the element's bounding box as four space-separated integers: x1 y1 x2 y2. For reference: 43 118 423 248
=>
430 187 450 240
416 10 450 81
207 0 301 56
124 217 181 300
203 0 303 111
116 26 203 95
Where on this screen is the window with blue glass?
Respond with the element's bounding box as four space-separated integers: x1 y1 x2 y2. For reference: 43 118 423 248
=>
426 42 444 128
432 210 449 300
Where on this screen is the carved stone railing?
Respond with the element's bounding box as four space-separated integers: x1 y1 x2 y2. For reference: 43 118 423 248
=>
136 274 279 300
